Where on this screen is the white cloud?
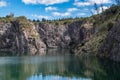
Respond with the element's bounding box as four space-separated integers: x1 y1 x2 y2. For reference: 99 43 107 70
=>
45 6 58 11
77 13 86 16
22 0 69 5
52 7 78 17
74 0 112 6
99 6 109 13
32 14 50 19
91 6 109 14
52 12 70 17
67 8 78 12
74 2 91 6
0 0 7 7
89 0 111 4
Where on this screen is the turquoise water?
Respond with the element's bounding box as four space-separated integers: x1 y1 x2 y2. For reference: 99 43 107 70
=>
0 49 120 80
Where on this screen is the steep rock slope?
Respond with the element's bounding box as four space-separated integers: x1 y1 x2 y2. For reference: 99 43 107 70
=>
68 20 94 49
36 20 94 49
0 18 46 55
36 22 70 48
0 18 93 55
98 21 120 61
72 5 120 61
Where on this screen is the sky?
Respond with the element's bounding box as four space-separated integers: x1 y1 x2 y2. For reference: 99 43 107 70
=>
0 0 116 20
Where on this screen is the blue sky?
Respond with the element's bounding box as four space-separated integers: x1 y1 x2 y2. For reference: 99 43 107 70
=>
0 0 115 20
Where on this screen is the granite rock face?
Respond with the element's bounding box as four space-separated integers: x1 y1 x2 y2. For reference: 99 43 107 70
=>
36 20 94 49
98 21 120 61
36 22 71 48
0 21 46 55
0 19 94 55
68 21 94 52
68 21 94 41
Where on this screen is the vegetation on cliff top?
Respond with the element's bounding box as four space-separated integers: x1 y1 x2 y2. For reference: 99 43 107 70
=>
74 4 120 56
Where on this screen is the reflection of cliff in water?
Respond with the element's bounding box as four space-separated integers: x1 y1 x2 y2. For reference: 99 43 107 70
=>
0 49 120 80
27 74 91 80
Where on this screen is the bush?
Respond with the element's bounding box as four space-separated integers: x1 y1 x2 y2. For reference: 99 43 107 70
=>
107 22 114 31
55 22 60 26
16 16 27 22
16 16 32 29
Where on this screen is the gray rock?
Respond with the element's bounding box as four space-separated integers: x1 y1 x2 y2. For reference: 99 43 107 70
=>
0 19 94 55
98 21 120 61
0 21 46 55
36 20 94 50
36 22 71 48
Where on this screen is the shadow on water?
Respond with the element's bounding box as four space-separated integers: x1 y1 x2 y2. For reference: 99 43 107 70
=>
0 49 120 80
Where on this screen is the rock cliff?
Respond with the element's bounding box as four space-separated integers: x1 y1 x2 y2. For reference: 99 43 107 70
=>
0 18 94 55
72 5 120 62
36 20 94 50
98 21 120 61
36 22 70 48
0 18 46 55
68 20 94 52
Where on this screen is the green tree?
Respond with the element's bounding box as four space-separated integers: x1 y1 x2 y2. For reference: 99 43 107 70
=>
42 18 46 22
36 19 40 22
115 0 120 5
6 12 14 18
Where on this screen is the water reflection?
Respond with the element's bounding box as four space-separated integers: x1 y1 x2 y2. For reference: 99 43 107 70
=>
0 49 120 80
27 74 91 80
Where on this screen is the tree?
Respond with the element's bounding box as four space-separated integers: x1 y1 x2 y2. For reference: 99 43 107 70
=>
115 0 120 5
6 12 14 18
94 3 99 14
36 19 40 22
42 18 46 22
100 3 104 13
16 16 27 22
32 19 36 22
10 12 14 18
114 0 120 21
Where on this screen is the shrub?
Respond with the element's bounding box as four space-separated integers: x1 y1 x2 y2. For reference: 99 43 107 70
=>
107 22 114 31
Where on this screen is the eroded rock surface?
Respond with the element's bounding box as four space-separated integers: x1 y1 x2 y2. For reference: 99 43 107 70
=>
0 19 94 55
36 22 70 48
98 21 120 61
0 20 46 55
